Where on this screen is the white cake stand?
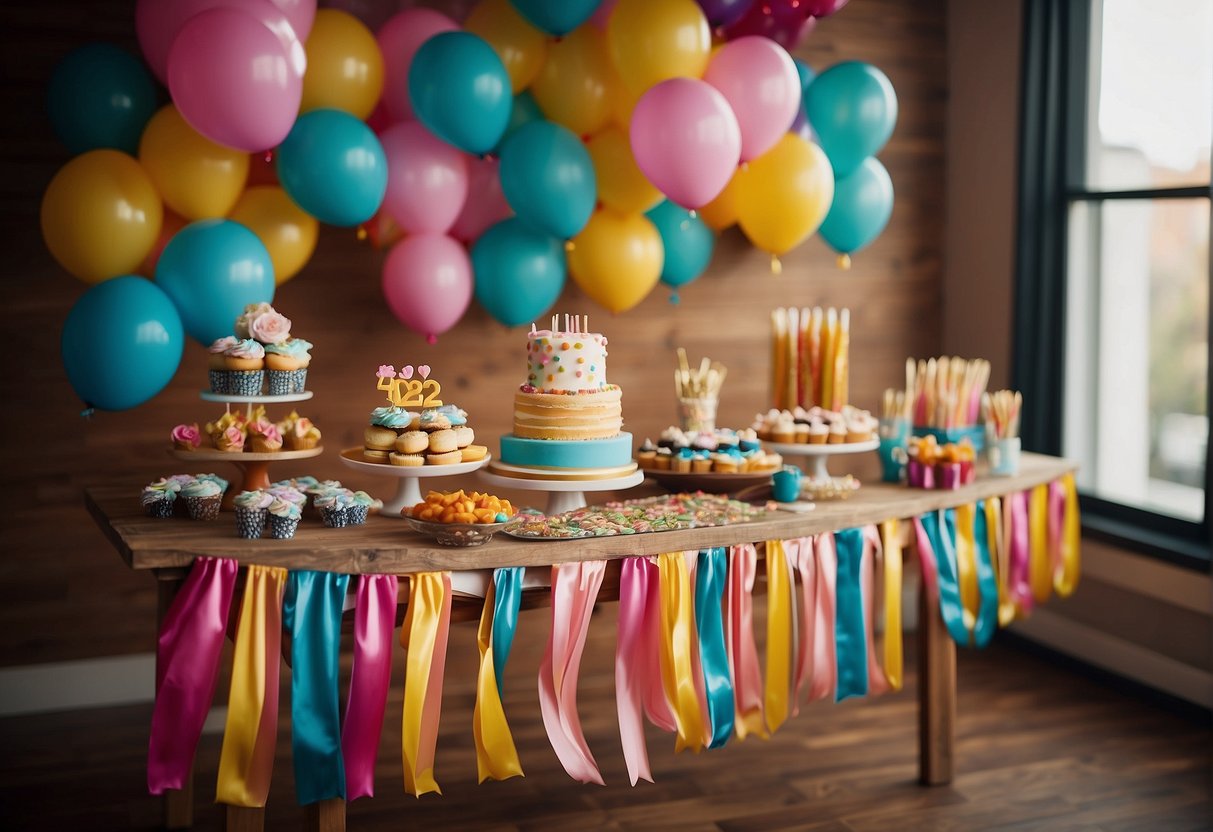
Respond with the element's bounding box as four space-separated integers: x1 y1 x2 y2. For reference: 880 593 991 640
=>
477 467 645 515
338 448 491 519
764 439 879 481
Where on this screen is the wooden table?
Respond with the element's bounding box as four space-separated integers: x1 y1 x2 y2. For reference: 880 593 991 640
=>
87 453 1077 831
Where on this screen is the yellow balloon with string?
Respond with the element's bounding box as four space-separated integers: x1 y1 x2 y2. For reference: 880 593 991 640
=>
465 0 548 93
569 209 664 313
587 126 662 214
735 134 835 269
139 104 250 220
531 26 612 137
697 169 740 231
300 9 384 119
608 0 711 93
229 186 319 285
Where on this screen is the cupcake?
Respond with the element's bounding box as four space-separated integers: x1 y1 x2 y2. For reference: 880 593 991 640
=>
772 417 796 444
278 412 321 450
195 472 230 493
712 453 739 473
207 336 238 394
419 410 451 431
247 420 283 453
828 421 848 445
370 406 415 437
265 338 312 395
348 491 375 525
234 302 276 339
673 448 693 473
808 422 829 445
224 339 266 397
181 477 223 520
654 447 673 470
234 490 273 539
316 489 355 528
215 425 245 453
636 439 657 469
267 496 302 539
141 481 177 518
794 421 811 444
171 423 201 451
267 484 306 506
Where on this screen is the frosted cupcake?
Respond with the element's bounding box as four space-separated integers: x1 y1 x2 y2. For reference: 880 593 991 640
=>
315 489 355 528
207 336 239 394
348 490 375 525
247 420 283 453
265 338 312 395
171 423 201 451
181 477 223 520
234 490 273 538
224 339 266 397
214 425 245 453
267 496 302 539
141 480 178 519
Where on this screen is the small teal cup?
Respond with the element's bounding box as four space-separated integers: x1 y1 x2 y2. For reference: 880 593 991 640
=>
771 465 802 502
878 418 910 483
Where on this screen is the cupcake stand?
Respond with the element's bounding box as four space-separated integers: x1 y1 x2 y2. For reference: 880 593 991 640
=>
170 391 323 506
338 449 492 519
477 464 645 515
764 438 880 482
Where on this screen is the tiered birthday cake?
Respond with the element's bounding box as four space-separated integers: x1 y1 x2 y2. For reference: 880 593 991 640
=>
497 315 634 472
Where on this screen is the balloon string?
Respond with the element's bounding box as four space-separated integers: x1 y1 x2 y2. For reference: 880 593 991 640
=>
357 226 367 242
770 255 782 276
837 254 852 270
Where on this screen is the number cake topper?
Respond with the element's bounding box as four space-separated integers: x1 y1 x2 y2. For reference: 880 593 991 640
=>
376 364 442 408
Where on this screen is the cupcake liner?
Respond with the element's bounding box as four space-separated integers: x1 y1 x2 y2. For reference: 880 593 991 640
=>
347 505 369 526
144 497 175 519
267 369 294 396
229 370 265 397
235 508 266 539
319 506 350 528
269 515 300 539
208 369 229 395
292 368 308 393
185 494 222 521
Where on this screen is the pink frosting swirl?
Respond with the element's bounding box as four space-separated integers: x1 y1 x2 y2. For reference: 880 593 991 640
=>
221 425 245 450
171 423 201 448
249 420 282 443
234 302 275 338
225 339 265 360
249 310 292 345
208 336 239 354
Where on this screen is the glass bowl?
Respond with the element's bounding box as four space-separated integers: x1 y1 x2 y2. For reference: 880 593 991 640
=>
403 516 515 546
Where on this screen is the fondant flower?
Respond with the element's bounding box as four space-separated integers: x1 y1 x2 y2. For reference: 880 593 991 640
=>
234 302 276 338
249 310 292 345
171 423 201 449
377 364 396 379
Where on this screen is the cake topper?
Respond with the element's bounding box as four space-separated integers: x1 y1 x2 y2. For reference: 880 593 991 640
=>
376 364 443 408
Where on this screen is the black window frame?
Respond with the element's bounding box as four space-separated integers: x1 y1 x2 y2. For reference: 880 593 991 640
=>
1014 0 1213 572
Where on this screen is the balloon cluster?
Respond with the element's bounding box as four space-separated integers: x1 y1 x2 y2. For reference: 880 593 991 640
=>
42 0 898 410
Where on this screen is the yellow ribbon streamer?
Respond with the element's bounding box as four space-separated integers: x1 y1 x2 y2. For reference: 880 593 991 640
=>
954 504 979 637
985 497 1015 626
473 580 523 783
657 552 707 753
1056 473 1081 596
1029 484 1052 604
879 520 903 691
764 540 792 735
400 573 449 796
217 565 287 808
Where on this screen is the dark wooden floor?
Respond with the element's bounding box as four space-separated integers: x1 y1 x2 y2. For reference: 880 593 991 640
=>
1 602 1209 831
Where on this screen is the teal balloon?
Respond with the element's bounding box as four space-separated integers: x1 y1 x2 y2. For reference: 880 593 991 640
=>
508 0 601 35
819 157 894 256
409 32 511 155
155 220 275 345
61 276 183 411
276 109 387 227
794 59 816 99
805 61 898 177
47 44 156 156
499 121 595 240
495 90 543 153
645 200 714 288
472 218 566 327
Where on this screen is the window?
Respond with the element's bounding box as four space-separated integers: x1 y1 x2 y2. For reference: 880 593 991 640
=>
1016 0 1212 567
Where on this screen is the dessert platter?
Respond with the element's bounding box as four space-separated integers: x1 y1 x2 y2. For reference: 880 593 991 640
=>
506 492 766 540
339 364 491 518
637 426 783 493
479 315 644 513
403 488 516 546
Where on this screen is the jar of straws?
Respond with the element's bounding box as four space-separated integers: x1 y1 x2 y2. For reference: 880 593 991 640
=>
983 389 1022 476
908 356 990 450
675 348 726 434
878 387 911 482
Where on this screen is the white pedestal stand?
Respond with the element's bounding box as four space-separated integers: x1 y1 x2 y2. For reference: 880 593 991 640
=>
338 449 491 519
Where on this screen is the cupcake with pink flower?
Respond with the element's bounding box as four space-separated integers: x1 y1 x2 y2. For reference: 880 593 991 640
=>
171 423 201 451
247 419 283 453
224 339 265 397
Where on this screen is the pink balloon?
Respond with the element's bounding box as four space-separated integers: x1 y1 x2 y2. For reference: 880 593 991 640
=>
167 7 303 152
381 121 469 234
449 156 512 243
377 8 458 123
267 0 315 41
136 0 306 84
629 78 741 210
382 233 472 341
704 37 800 162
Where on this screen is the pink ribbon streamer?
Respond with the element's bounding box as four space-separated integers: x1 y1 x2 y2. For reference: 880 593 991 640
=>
913 517 940 603
642 557 677 734
616 557 656 786
725 543 766 739
342 574 398 801
807 534 837 702
861 526 889 696
539 561 607 785
1008 491 1034 615
148 557 238 794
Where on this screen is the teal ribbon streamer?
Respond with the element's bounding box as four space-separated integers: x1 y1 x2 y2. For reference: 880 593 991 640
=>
833 528 868 701
920 509 971 646
491 567 524 698
283 570 350 804
694 548 734 748
972 501 999 648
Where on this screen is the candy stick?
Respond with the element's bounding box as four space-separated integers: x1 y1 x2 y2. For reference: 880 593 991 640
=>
798 307 810 408
820 308 836 413
771 309 786 409
834 308 850 410
808 307 823 406
786 306 798 411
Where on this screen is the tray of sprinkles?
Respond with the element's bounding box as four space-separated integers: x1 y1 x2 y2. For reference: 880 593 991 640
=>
505 492 766 540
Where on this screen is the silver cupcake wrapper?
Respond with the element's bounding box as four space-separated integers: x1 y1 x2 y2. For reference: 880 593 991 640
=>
235 508 266 539
347 505 369 526
185 495 222 521
144 498 175 519
320 507 350 528
208 369 229 394
229 370 265 397
269 515 300 539
293 368 308 393
267 370 293 396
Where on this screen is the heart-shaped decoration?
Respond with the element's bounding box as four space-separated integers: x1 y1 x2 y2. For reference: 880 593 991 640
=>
418 365 431 380
399 365 414 379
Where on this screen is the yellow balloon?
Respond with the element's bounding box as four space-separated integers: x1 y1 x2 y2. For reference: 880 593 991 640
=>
229 186 319 285
41 149 163 284
138 105 250 220
735 135 835 256
697 169 740 231
587 127 662 214
300 8 385 119
531 26 612 137
569 209 663 313
465 0 547 93
607 0 710 93
607 62 642 128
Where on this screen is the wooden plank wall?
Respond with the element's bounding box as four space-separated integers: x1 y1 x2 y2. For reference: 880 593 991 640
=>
0 0 945 666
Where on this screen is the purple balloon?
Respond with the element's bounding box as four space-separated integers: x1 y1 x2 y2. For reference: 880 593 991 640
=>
696 0 755 28
802 0 849 18
723 0 816 50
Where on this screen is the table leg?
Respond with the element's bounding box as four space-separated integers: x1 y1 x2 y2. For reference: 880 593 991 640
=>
917 583 956 785
156 574 195 829
304 798 347 831
226 805 265 831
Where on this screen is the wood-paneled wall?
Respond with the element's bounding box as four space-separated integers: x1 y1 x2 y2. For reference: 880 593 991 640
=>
0 0 946 666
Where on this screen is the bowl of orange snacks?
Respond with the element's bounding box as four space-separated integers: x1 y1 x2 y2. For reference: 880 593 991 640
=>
404 489 516 546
